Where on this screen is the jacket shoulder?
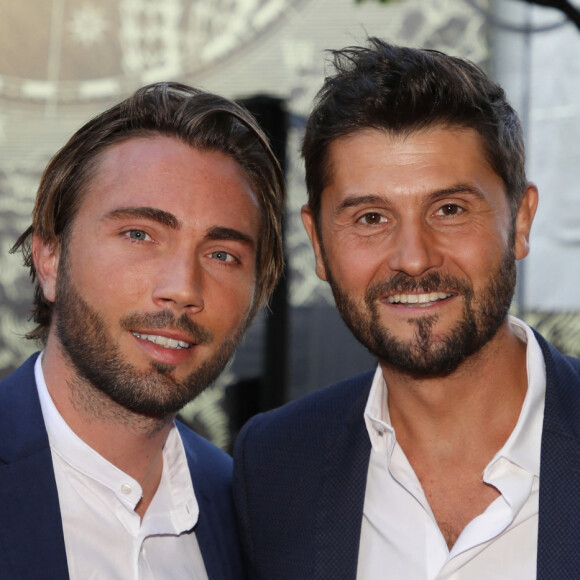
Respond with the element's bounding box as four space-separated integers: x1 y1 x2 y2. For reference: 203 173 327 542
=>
0 353 45 461
234 370 374 471
176 420 232 481
241 370 374 439
233 372 373 579
0 353 40 394
535 330 580 435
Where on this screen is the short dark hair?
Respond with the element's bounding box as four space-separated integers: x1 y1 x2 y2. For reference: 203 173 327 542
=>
12 82 285 343
302 38 527 226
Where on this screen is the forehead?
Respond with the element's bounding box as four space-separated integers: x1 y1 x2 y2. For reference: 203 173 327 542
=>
75 136 261 230
323 126 504 201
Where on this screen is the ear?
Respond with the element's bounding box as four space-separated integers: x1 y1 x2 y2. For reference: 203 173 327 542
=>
301 204 328 282
513 183 539 260
32 234 60 303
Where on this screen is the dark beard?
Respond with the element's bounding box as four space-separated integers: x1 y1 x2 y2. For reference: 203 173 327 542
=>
325 247 517 378
54 257 243 419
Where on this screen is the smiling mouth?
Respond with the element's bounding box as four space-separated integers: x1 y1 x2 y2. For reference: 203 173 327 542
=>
387 292 454 307
132 332 193 350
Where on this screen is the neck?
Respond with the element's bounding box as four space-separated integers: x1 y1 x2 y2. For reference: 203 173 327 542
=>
382 319 528 458
40 336 174 516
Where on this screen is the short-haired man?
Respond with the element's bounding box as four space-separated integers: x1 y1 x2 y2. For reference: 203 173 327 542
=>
233 39 580 578
1 82 284 579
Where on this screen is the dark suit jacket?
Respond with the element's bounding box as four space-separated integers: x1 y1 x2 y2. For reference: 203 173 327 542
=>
0 353 245 579
234 332 580 579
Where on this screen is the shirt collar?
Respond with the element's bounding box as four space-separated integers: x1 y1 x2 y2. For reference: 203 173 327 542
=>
34 354 198 533
364 366 392 454
487 316 545 477
364 315 546 477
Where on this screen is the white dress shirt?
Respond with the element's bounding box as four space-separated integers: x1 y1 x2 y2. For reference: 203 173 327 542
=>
357 316 546 579
35 355 208 580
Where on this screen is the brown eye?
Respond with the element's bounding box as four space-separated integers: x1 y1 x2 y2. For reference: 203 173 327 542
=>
438 204 462 216
360 212 384 225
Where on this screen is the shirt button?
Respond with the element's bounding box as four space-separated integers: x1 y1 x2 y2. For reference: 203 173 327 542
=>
121 483 133 495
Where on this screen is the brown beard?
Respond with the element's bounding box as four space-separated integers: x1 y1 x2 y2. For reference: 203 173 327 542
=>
54 250 245 419
323 245 517 378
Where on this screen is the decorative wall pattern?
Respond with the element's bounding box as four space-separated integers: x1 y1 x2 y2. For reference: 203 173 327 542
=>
5 0 577 448
0 0 303 103
0 0 489 380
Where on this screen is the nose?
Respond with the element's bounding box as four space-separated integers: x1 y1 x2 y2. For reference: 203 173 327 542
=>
386 219 442 277
152 251 204 312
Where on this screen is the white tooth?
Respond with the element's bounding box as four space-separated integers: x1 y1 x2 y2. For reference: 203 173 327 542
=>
132 332 191 350
387 291 453 305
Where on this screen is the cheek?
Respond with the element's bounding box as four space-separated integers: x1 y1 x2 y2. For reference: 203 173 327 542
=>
70 252 146 309
206 277 257 327
325 237 387 289
448 235 508 286
324 261 371 300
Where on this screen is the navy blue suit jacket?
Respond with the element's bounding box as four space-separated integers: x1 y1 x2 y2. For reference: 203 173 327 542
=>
234 332 580 579
0 353 245 579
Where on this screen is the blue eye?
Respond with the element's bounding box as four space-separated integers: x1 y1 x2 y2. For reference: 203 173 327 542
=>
211 251 234 262
128 230 149 241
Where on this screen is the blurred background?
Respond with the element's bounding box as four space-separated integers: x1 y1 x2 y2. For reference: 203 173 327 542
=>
1 0 579 451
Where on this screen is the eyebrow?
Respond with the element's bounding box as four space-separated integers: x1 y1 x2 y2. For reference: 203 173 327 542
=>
205 226 256 249
429 183 486 200
103 206 180 229
337 195 387 213
103 206 256 248
336 184 486 214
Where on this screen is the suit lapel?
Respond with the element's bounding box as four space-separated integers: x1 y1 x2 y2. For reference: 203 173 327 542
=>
314 374 372 580
536 334 580 579
192 483 239 579
0 354 69 578
181 441 224 579
190 485 221 578
178 423 244 580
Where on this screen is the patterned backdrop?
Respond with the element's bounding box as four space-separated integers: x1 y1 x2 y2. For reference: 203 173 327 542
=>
1 0 578 448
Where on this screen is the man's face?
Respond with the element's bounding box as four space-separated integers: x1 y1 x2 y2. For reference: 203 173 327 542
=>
302 127 537 377
46 136 261 417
